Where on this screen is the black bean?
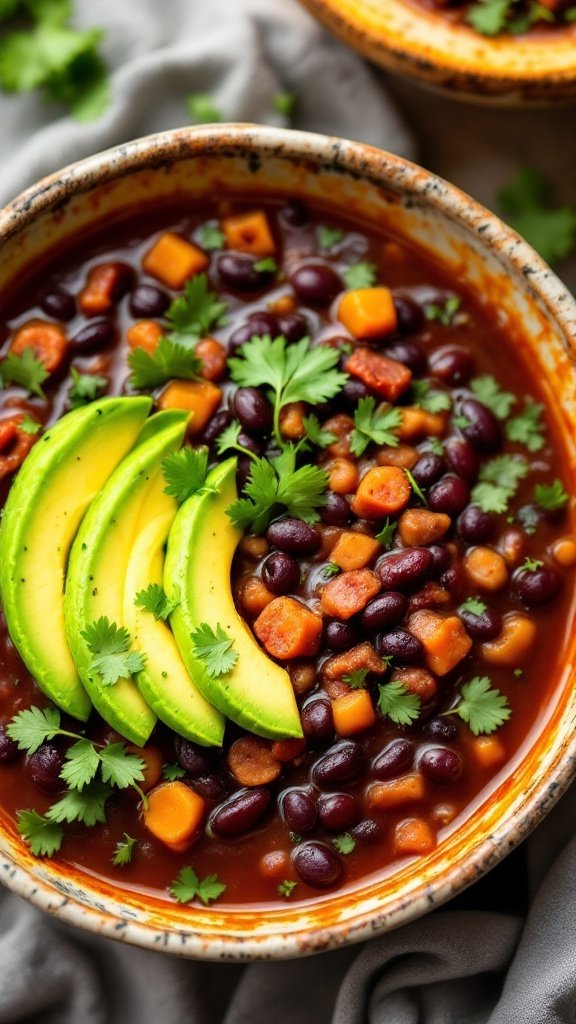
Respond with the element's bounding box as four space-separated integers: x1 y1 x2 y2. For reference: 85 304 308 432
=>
209 788 270 837
393 295 424 335
385 340 427 375
375 629 423 663
377 547 434 591
39 286 76 321
190 772 230 804
233 387 273 433
28 743 63 792
0 724 18 764
419 747 463 784
341 378 376 404
218 252 274 292
301 698 334 744
237 432 264 457
458 605 502 639
361 591 408 631
201 409 233 448
129 284 170 318
293 841 343 888
440 564 464 600
174 737 213 777
428 544 451 574
282 199 309 226
321 493 352 526
428 475 470 515
324 620 358 651
281 789 317 833
267 518 320 555
262 552 300 595
236 456 252 494
280 313 309 343
424 717 457 742
444 437 479 484
291 263 342 305
513 565 561 607
372 738 415 779
430 346 474 385
351 818 383 843
72 319 116 352
457 504 494 544
460 399 501 454
317 793 360 831
411 452 445 488
228 312 280 352
312 741 364 787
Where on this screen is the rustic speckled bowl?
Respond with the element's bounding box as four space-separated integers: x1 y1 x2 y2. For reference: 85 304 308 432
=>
301 0 576 104
0 125 575 959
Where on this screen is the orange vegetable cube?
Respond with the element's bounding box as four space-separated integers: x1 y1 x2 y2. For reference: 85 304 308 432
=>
393 817 436 855
143 232 209 289
126 744 163 792
481 613 536 666
345 346 412 401
271 737 306 762
368 773 426 810
322 641 385 681
320 568 381 620
329 531 381 571
196 337 227 382
376 444 419 469
408 610 473 676
79 262 130 317
239 577 275 618
227 736 281 787
464 546 509 591
396 406 446 441
398 509 451 546
10 319 69 373
338 287 397 340
144 782 205 852
327 458 359 495
471 735 506 769
157 380 222 433
552 537 576 568
351 465 411 519
332 689 376 736
254 597 323 660
222 211 276 256
127 320 163 354
279 401 307 439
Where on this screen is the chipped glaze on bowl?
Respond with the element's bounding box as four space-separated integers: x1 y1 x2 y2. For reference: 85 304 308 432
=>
0 125 575 960
300 0 576 104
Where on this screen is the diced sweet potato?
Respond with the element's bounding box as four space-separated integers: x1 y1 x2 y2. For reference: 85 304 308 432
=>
408 582 451 614
10 319 69 373
376 444 419 469
471 735 506 769
329 531 381 571
320 568 381 620
79 262 130 316
351 465 411 519
0 414 40 480
143 232 209 289
464 546 509 591
268 292 296 316
196 337 227 382
368 773 425 810
222 210 276 256
144 782 205 852
126 745 163 792
254 597 323 660
157 380 222 433
338 287 397 340
271 738 306 762
280 401 307 439
239 577 275 617
322 641 385 680
396 406 446 441
127 320 163 354
324 414 355 459
327 458 359 495
332 689 376 736
399 509 451 546
393 817 436 855
390 666 438 702
345 346 412 401
227 737 281 786
481 613 536 666
408 610 473 676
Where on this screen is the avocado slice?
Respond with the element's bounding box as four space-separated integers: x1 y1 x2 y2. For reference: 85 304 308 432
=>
164 458 303 740
64 412 194 745
0 397 152 721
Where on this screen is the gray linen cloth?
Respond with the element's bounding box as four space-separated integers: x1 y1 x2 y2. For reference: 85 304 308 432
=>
1 1 575 1021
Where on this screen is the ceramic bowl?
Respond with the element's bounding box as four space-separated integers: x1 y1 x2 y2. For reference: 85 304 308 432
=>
300 0 576 104
0 125 575 960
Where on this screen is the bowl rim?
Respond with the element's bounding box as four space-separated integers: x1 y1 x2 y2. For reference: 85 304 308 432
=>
0 123 575 960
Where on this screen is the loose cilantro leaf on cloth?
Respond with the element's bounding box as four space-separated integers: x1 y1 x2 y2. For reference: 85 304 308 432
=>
377 681 421 725
317 225 344 250
343 262 377 289
128 338 202 390
343 669 369 689
0 348 49 397
162 448 209 503
7 705 61 753
169 866 226 905
112 833 137 867
333 833 356 855
278 878 297 897
46 782 111 825
226 446 329 533
425 296 461 326
162 763 186 781
451 676 511 735
196 222 225 251
81 616 146 686
190 623 238 678
228 335 347 448
59 738 100 790
186 93 222 123
166 274 228 345
134 583 177 621
375 518 396 550
471 454 529 513
302 413 337 449
349 397 402 457
466 0 512 34
411 379 452 414
17 809 63 856
497 167 576 265
505 400 545 451
470 375 516 420
460 597 488 616
68 367 107 409
534 479 569 511
19 414 41 435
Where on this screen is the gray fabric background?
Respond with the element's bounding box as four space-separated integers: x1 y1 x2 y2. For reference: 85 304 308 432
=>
0 1 575 1020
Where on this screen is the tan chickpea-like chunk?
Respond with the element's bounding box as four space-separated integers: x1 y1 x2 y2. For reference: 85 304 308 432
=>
463 546 509 591
481 613 536 666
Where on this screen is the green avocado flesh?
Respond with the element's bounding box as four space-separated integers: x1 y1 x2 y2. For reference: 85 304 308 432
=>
64 411 198 746
0 397 152 721
164 458 303 740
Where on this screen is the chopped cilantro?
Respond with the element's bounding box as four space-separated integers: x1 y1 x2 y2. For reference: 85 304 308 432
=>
514 668 524 678
411 379 452 414
317 225 344 250
498 167 576 266
289 831 301 844
81 616 146 686
505 400 545 451
190 622 238 678
470 375 515 420
375 518 396 550
343 668 369 689
1 347 49 397
459 597 487 616
425 296 461 326
134 583 177 621
333 833 356 855
429 437 445 456
377 680 421 725
128 338 202 390
186 93 222 124
343 262 377 289
17 809 63 857
273 92 296 118
253 257 278 273
196 222 225 251
165 274 228 346
169 866 226 905
68 366 108 409
162 447 209 503
471 454 529 514
451 676 511 735
534 479 569 511
162 763 186 781
302 413 337 449
322 562 340 579
277 878 297 897
517 504 540 535
520 556 544 572
467 0 512 34
112 833 137 867
19 414 41 435
226 445 329 533
349 397 402 457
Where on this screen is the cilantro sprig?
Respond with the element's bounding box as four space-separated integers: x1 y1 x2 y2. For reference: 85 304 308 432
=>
425 296 461 326
377 681 421 726
470 375 515 420
128 338 202 391
162 447 209 503
68 367 108 409
534 479 569 512
349 397 402 457
505 400 545 452
165 274 228 346
278 878 297 898
226 444 329 533
471 454 529 514
411 379 452 414
302 413 337 449
343 262 377 289
0 348 49 397
317 225 344 250
112 833 137 867
134 583 177 621
190 622 238 678
449 676 511 735
81 616 146 686
169 866 226 905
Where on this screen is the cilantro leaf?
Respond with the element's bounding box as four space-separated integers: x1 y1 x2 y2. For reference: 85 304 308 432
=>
162 762 186 781
343 262 377 289
317 225 344 249
278 878 297 897
162 447 209 503
7 705 61 754
166 273 228 345
302 413 337 449
19 414 41 435
128 337 201 390
1 347 49 397
471 454 529 513
506 400 545 451
375 518 396 550
459 597 487 616
273 91 296 118
46 781 111 825
404 468 428 506
226 447 328 533
68 366 107 409
425 296 461 326
322 562 340 579
411 379 452 414
253 257 278 273
429 437 445 456
112 833 137 867
99 743 145 790
186 93 222 124
470 375 516 419
17 809 63 857
59 738 100 791
81 616 146 686
498 167 576 265
534 478 569 511
196 222 225 251
169 866 226 905
191 622 238 678
333 833 356 855
520 556 543 572
377 680 421 725
349 397 402 457
134 583 177 621
517 504 540 535
466 0 511 34
343 669 369 689
453 676 511 735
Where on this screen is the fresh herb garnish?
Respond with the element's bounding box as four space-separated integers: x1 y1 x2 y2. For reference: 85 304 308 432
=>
450 676 511 735
471 454 529 514
165 274 228 347
534 479 569 511
190 622 238 678
47 781 111 825
277 878 297 897
498 167 576 266
505 399 545 451
343 262 377 289
134 583 177 621
112 833 137 867
0 348 49 397
343 668 369 689
467 0 513 34
454 415 471 430
322 562 340 579
128 338 202 390
514 668 524 678
169 866 226 905
253 257 278 273
302 413 337 449
16 810 63 857
273 91 296 118
377 681 421 725
470 375 515 420
81 616 146 686
7 704 62 754
404 468 428 506
317 225 344 250
68 366 108 409
333 833 356 855
375 518 396 550
19 414 41 435
186 93 222 124
289 831 301 844
517 504 540 535
425 296 461 326
227 445 329 533
520 556 544 572
459 597 487 616
162 763 186 782
411 379 452 414
429 437 445 456
349 397 402 457
196 222 225 251
162 447 209 503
